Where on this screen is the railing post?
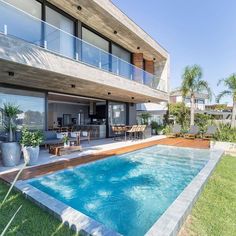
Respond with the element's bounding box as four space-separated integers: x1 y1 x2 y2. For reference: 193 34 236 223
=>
75 52 79 61
44 40 47 49
99 50 102 69
116 59 119 75
4 25 7 35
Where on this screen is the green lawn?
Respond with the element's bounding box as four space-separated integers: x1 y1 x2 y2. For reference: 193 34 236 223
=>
180 155 236 236
0 180 77 236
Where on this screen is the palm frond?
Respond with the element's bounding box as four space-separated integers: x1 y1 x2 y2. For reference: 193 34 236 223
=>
196 80 212 101
216 90 232 103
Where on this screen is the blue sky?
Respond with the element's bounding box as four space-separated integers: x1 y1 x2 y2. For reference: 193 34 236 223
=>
112 0 236 104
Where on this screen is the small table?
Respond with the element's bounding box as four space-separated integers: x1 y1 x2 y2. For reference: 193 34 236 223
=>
49 145 82 156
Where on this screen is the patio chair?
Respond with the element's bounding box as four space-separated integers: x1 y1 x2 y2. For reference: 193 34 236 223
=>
137 125 147 139
167 124 181 138
184 125 199 139
126 125 138 140
203 125 217 140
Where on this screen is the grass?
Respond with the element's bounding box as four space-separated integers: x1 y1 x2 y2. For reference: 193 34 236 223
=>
0 180 77 236
179 155 236 236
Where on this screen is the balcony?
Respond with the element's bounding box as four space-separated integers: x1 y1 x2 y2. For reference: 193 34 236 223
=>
0 0 167 92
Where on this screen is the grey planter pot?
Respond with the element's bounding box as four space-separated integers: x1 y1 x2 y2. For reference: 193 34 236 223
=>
0 142 21 167
22 146 39 166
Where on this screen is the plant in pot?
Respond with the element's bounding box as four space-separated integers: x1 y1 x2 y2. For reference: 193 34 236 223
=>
62 134 70 147
151 121 158 135
0 103 21 167
20 127 43 166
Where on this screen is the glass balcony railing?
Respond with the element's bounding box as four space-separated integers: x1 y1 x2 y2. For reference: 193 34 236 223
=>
0 0 167 92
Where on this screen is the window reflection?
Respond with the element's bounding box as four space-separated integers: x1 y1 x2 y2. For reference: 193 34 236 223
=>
0 88 45 132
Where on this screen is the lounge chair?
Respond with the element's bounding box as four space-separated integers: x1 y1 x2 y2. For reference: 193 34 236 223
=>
184 125 199 139
203 125 217 140
167 124 181 138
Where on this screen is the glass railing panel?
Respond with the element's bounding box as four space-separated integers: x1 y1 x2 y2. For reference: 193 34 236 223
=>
44 23 75 59
118 59 132 79
132 65 144 84
0 0 42 46
144 71 154 88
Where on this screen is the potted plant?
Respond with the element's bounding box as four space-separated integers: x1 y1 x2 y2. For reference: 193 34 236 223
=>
20 127 43 166
62 134 70 147
151 121 158 135
0 103 21 167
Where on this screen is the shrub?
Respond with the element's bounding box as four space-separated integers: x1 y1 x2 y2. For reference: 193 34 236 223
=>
20 128 43 147
194 113 212 133
213 123 236 143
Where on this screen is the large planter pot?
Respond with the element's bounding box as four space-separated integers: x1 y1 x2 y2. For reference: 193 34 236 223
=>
22 146 39 166
0 142 21 167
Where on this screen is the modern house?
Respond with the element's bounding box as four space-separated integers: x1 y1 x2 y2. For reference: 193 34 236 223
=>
0 0 169 139
170 89 208 111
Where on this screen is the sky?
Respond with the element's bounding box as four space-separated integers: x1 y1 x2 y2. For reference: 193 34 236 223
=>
112 0 236 104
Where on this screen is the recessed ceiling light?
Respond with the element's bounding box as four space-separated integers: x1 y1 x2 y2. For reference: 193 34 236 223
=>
8 71 14 77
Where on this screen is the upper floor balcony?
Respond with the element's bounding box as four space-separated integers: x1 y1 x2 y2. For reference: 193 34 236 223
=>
0 0 168 93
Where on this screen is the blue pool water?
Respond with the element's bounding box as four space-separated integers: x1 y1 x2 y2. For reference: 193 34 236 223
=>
29 145 210 236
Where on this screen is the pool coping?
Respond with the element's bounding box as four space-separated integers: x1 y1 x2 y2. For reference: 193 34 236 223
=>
13 146 223 236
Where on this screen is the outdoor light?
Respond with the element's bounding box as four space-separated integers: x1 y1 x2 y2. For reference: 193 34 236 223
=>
137 46 140 50
77 6 82 11
71 84 76 88
153 58 156 61
132 97 134 100
8 71 14 77
114 30 117 35
148 100 151 103
108 92 111 95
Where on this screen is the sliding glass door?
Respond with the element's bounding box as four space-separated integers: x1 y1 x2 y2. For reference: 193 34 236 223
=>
108 102 126 137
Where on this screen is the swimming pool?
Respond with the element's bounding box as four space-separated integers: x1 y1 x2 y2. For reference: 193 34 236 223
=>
28 145 211 236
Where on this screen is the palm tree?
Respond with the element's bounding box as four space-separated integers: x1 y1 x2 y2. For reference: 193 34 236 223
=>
216 74 236 128
181 65 211 126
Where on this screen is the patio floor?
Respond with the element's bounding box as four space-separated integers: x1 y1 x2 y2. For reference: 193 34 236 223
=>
0 136 210 182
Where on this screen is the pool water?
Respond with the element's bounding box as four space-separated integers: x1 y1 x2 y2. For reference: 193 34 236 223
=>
29 145 210 236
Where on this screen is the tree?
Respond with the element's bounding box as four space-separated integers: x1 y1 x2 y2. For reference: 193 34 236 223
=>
169 102 190 129
216 74 236 128
181 65 211 126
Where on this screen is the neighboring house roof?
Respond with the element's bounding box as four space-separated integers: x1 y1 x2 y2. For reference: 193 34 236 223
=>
170 90 209 99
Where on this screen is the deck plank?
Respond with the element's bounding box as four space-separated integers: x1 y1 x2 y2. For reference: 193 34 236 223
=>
0 138 209 183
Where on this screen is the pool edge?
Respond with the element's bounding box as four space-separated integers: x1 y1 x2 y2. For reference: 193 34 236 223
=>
145 149 224 236
14 180 121 236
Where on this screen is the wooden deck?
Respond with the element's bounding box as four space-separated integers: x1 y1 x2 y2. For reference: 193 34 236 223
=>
0 138 210 183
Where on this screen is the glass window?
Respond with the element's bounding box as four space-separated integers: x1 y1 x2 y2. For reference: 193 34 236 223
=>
4 0 42 19
0 88 45 132
1 0 42 46
46 7 74 59
111 44 131 79
81 27 109 70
